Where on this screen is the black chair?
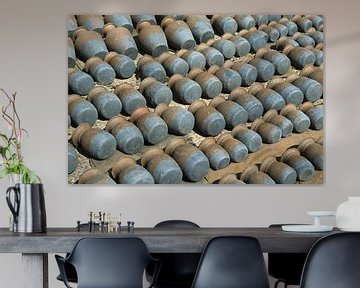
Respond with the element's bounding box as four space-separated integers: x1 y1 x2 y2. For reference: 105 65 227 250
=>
55 237 160 288
191 236 270 288
300 232 360 288
148 220 201 288
268 224 308 288
56 223 99 284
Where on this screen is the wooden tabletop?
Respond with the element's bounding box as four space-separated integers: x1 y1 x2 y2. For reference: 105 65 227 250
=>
0 227 339 253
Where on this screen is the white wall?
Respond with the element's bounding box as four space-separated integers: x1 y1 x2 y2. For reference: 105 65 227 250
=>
0 0 360 287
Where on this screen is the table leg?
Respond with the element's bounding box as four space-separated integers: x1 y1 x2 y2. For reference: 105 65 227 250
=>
22 253 48 288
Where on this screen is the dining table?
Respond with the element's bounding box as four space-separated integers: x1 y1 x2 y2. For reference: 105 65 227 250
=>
0 226 340 288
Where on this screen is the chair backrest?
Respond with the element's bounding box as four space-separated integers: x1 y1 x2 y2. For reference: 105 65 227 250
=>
300 232 360 288
67 237 153 288
153 220 201 282
268 224 308 285
155 220 200 228
191 236 270 288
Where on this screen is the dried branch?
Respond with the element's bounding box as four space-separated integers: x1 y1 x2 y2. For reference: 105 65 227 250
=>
0 88 39 183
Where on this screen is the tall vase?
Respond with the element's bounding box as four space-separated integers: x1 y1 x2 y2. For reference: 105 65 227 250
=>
6 183 47 233
336 197 360 231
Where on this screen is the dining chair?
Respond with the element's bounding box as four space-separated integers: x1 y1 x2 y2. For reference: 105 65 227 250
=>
191 236 270 288
268 224 308 288
147 220 201 288
300 232 360 288
56 223 99 284
55 237 160 288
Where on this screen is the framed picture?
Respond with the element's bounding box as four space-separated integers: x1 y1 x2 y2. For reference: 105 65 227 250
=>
67 14 323 185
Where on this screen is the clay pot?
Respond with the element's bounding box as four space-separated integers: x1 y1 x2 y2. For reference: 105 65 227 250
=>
199 137 230 170
240 29 268 52
72 123 116 160
224 60 257 87
283 45 316 69
85 56 115 85
105 116 144 155
137 21 169 57
168 74 202 104
130 107 168 144
104 52 136 79
222 33 251 57
155 103 195 135
298 138 323 170
139 77 173 107
260 157 297 184
68 94 98 127
73 27 108 61
208 65 242 93
165 138 209 182
263 109 293 138
196 43 224 68
137 55 167 82
209 96 248 129
267 78 304 105
258 24 280 42
246 56 275 82
228 88 264 121
88 87 122 120
111 156 154 184
188 100 226 136
103 24 138 59
68 68 94 96
281 148 315 181
231 124 262 153
114 83 146 115
233 15 256 30
279 104 310 133
217 133 248 163
157 52 189 77
211 15 238 35
251 118 282 144
177 49 207 69
299 102 324 130
206 38 236 59
183 15 215 43
161 18 196 50
141 147 183 184
255 48 291 75
187 68 223 99
287 74 323 102
249 83 285 112
278 18 298 36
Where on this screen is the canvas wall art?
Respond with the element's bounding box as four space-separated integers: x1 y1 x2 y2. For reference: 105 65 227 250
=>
67 14 324 184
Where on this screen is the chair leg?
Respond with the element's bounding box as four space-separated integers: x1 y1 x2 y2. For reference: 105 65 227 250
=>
274 279 289 288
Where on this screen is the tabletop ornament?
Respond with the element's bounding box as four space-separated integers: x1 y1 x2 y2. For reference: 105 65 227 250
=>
0 89 46 233
282 211 335 232
336 197 360 231
76 211 136 233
